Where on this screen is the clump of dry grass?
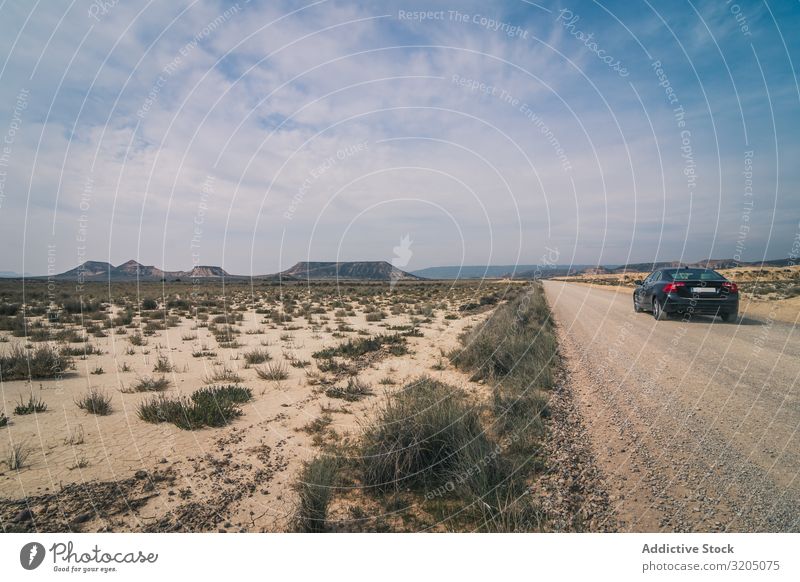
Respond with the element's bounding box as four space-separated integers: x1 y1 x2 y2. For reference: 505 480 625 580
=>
14 394 47 415
0 343 70 381
76 388 113 415
64 424 84 445
123 375 171 393
153 353 175 373
202 365 242 384
293 456 339 532
243 347 271 365
255 361 289 381
312 333 407 360
5 441 31 470
359 376 497 491
325 377 372 402
137 385 251 430
301 413 332 435
450 287 555 389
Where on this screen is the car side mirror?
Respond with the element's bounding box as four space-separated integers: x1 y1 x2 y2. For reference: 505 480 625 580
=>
634 279 643 285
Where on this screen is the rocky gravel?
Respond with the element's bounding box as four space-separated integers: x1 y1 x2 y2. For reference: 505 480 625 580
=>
534 365 619 532
543 281 800 532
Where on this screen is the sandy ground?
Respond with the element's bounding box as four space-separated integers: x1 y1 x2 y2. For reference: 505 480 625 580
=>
543 281 800 532
0 305 491 531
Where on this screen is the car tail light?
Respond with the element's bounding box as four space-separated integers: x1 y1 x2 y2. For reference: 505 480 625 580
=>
663 282 685 294
722 281 738 293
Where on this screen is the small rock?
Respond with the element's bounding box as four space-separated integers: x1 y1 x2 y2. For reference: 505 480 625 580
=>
13 509 34 523
71 512 93 525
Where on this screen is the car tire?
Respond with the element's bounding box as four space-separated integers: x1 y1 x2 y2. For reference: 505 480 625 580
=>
720 311 736 323
633 295 644 313
653 297 667 320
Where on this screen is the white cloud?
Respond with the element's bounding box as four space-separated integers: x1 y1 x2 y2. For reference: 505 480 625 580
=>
0 0 797 274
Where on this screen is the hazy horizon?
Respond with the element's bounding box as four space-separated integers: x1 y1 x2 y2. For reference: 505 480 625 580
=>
3 254 798 279
2 0 798 275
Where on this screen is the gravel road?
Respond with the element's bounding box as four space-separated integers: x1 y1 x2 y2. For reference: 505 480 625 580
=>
543 281 800 532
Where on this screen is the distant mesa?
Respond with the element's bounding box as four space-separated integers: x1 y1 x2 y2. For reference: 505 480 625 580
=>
113 259 166 279
279 261 422 281
186 265 229 278
19 256 796 282
45 259 418 282
50 260 231 281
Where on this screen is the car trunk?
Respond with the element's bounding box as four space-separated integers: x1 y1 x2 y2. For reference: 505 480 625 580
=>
671 280 731 299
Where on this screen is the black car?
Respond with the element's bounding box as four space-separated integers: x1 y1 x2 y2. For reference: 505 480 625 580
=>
633 268 739 321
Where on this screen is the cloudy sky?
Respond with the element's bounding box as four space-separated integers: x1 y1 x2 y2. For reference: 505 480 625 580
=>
0 0 798 275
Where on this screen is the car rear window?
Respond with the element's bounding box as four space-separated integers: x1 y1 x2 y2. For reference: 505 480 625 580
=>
665 269 725 281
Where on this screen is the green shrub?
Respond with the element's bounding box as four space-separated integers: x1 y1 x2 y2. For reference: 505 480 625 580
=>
76 388 113 415
255 361 289 381
127 375 171 392
138 385 251 430
492 389 550 442
450 288 555 389
202 365 242 384
152 354 174 373
293 456 339 532
183 386 246 428
137 394 185 424
14 394 48 415
243 347 271 365
0 303 20 316
316 358 355 375
60 343 101 356
360 376 499 492
312 333 407 360
325 377 373 401
0 344 70 381
191 384 252 405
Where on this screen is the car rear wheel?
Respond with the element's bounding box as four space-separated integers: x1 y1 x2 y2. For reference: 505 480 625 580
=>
720 311 736 323
653 297 667 320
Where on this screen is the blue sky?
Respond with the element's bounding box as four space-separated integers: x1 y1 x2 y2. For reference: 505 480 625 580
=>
0 0 798 275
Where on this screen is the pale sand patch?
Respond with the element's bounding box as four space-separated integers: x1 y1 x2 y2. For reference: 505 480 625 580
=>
1 303 492 531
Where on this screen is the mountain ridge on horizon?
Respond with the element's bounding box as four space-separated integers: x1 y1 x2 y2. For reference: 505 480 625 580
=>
279 261 421 281
5 256 795 281
413 257 795 279
35 259 422 282
47 260 232 282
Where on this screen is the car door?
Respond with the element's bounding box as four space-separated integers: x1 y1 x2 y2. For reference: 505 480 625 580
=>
645 271 660 308
637 272 653 307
